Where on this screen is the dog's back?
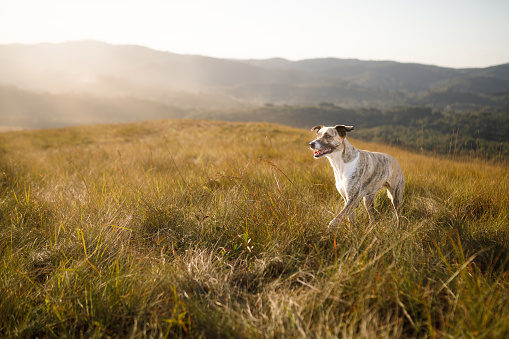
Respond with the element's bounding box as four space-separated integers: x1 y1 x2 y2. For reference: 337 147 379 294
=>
357 150 403 190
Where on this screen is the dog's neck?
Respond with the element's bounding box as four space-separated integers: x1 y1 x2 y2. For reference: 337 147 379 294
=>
326 138 359 174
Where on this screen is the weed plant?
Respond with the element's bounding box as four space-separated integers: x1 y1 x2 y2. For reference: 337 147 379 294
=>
0 119 508 338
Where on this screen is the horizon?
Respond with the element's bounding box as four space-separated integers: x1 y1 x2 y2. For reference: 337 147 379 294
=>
1 0 508 69
2 39 507 70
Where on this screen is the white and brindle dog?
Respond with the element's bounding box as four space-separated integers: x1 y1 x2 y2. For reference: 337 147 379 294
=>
309 125 405 228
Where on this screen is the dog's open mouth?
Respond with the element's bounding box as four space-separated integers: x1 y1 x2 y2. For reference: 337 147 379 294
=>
313 148 333 158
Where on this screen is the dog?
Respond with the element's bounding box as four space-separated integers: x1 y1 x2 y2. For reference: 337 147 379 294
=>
309 125 405 228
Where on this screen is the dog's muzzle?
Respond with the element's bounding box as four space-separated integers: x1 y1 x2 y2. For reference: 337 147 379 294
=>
309 141 333 158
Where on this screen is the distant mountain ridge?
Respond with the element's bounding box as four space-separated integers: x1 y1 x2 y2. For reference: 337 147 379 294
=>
0 41 315 94
242 57 509 94
1 40 508 111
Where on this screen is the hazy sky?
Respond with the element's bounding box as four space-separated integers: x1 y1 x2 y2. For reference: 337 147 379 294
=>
1 0 508 68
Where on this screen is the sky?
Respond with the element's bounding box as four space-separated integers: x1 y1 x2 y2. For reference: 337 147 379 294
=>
1 0 508 69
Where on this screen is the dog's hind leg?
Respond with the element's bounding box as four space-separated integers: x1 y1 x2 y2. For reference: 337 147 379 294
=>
394 178 405 222
386 179 404 225
363 194 376 224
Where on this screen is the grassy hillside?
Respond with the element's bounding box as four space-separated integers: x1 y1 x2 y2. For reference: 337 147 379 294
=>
1 119 508 337
195 105 509 162
4 85 506 162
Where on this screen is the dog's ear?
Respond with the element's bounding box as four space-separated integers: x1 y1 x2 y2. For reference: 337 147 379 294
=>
334 125 354 137
311 125 323 132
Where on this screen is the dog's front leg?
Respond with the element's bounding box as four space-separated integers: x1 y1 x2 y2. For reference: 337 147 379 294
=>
328 197 359 229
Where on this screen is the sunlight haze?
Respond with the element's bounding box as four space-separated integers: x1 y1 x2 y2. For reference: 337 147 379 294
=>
1 0 508 68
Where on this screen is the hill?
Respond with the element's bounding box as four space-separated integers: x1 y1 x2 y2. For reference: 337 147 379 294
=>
1 41 508 110
2 86 507 161
0 41 315 99
1 41 507 162
0 86 186 129
243 58 509 94
194 104 509 161
0 119 508 337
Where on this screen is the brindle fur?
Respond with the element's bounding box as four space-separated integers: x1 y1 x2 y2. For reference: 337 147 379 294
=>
309 125 405 228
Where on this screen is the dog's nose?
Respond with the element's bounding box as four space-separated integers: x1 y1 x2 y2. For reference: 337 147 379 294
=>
309 141 316 148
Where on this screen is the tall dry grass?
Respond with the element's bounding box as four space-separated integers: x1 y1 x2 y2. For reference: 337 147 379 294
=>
0 119 508 338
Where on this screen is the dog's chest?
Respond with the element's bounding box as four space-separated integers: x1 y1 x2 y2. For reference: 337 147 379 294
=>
328 153 360 191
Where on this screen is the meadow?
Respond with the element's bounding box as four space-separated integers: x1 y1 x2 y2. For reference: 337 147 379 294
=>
0 119 508 338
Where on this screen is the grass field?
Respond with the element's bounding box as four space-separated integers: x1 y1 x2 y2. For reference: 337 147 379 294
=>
1 119 508 338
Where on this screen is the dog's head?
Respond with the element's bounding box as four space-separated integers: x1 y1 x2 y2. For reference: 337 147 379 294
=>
309 125 354 158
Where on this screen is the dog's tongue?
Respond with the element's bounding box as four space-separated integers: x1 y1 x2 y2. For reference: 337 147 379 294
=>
314 148 331 156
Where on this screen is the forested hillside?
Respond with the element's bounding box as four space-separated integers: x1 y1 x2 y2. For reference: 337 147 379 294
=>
1 41 508 109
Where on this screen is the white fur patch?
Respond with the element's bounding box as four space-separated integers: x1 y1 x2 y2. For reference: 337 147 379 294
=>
327 151 359 198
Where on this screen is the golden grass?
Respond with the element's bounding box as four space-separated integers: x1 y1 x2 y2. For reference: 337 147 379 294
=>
0 119 508 338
